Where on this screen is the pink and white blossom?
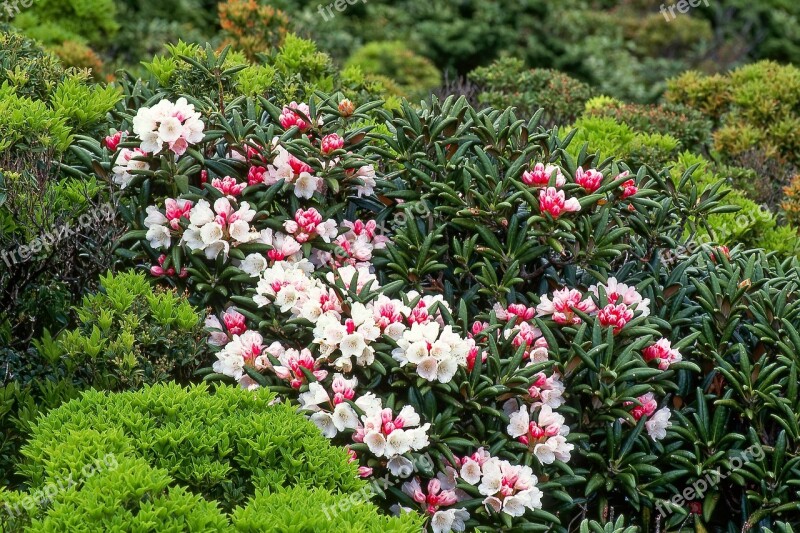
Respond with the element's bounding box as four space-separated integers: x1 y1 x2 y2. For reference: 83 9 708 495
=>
538 187 581 218
643 338 682 370
132 97 204 156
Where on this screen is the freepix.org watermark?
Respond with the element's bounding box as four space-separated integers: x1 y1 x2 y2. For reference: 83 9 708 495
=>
2 453 119 520
322 453 433 521
0 202 115 268
659 0 710 22
1 0 34 19
656 444 764 517
317 0 367 22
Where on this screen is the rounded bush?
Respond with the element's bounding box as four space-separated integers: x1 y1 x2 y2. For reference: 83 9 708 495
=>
345 41 441 101
18 383 363 503
4 383 423 531
470 57 592 126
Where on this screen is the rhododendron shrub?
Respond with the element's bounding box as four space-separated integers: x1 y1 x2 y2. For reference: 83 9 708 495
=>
82 91 766 530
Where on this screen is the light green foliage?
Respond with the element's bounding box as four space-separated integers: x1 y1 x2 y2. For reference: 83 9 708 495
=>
18 384 364 501
30 456 231 532
566 116 680 170
0 83 72 153
5 383 418 531
231 485 424 532
56 270 207 390
272 33 334 87
345 40 441 101
50 73 122 131
235 64 277 97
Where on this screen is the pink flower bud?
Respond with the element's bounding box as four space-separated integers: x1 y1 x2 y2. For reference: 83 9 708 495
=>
321 133 345 155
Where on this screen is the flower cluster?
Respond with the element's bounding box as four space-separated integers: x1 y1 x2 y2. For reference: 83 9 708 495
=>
392 322 475 383
643 338 683 370
279 101 315 132
626 392 672 441
460 450 543 517
506 403 573 465
355 396 431 460
537 277 650 335
132 97 204 156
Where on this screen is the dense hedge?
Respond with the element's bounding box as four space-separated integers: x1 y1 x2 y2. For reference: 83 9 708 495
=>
2 383 423 531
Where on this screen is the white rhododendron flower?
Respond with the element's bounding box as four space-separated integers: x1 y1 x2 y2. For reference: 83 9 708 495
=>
112 148 150 188
353 399 429 459
212 330 265 385
392 322 474 383
645 406 672 441
506 404 573 465
298 381 359 438
460 456 543 517
132 97 204 156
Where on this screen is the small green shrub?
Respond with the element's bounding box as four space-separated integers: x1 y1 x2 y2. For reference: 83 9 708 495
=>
0 26 63 101
585 97 713 152
470 57 592 126
345 40 441 101
18 384 363 505
231 486 423 532
28 456 231 532
55 270 208 390
4 383 422 531
566 115 680 170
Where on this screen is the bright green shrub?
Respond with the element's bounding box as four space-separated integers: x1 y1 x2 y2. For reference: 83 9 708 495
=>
566 115 680 170
270 33 336 97
469 57 592 126
0 83 72 154
0 26 63 101
18 384 363 505
231 486 423 532
49 73 121 132
585 97 713 152
55 270 208 390
28 456 231 532
345 41 441 101
6 383 419 531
